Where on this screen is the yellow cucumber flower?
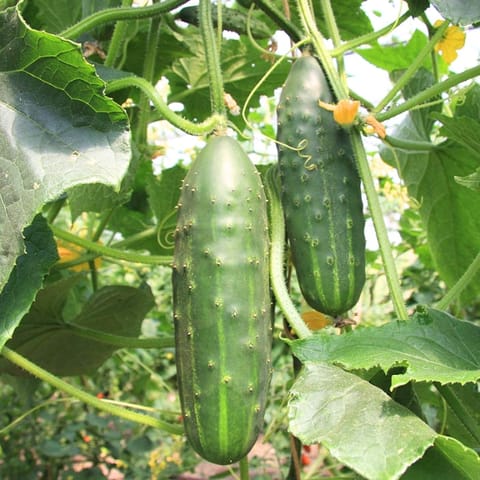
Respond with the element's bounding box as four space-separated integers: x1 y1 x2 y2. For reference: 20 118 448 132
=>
434 20 465 64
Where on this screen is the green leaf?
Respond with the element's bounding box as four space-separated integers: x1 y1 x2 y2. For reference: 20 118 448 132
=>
0 5 131 293
146 164 187 253
402 435 480 479
381 74 480 304
289 307 480 389
166 29 290 127
436 383 480 449
288 362 436 480
433 115 480 161
0 279 154 376
356 30 435 72
120 20 193 83
405 0 430 17
0 215 58 350
430 0 480 25
454 167 480 192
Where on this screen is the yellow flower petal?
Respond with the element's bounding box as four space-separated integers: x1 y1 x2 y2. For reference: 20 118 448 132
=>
434 22 465 64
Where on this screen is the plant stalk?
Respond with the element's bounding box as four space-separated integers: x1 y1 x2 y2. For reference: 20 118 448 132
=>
376 64 480 122
0 346 183 435
199 0 227 122
106 77 223 136
350 132 409 319
51 225 172 266
374 21 449 113
265 168 312 339
60 0 189 39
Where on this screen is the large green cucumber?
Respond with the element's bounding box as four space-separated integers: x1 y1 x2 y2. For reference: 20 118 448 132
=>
276 53 365 317
173 135 272 465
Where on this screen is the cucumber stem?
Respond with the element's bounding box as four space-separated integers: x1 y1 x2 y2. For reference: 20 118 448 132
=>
239 456 250 480
199 0 227 123
51 225 172 266
104 0 133 68
106 76 223 136
350 132 409 320
59 0 189 39
265 168 312 339
296 0 348 100
0 346 183 435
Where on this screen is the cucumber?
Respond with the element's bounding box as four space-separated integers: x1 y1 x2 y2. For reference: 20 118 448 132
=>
173 135 272 465
276 53 365 317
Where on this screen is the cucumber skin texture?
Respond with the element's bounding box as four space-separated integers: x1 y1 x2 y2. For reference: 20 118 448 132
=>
276 55 365 317
173 136 272 465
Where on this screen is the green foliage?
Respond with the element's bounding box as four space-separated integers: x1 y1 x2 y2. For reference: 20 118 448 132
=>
0 4 130 291
430 0 480 25
0 216 58 350
0 279 155 376
381 74 480 304
289 307 480 388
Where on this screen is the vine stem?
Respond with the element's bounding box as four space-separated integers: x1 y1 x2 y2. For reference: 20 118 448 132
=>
320 0 345 82
59 0 189 39
296 0 348 100
351 132 408 319
435 251 480 310
136 15 163 145
106 77 223 136
330 12 411 57
249 0 303 43
0 346 183 435
104 0 133 68
239 456 250 480
199 0 227 122
51 225 172 266
374 21 449 114
265 168 312 339
376 64 480 122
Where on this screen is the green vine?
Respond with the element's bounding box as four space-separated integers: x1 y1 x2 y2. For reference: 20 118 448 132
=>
59 0 190 40
106 76 223 136
0 346 183 435
265 167 312 339
51 225 172 266
374 21 449 114
199 0 227 123
376 64 480 122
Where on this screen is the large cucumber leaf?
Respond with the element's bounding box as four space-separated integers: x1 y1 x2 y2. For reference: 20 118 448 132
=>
380 72 480 304
288 362 436 480
0 215 58 350
0 3 130 294
289 307 480 389
0 278 154 377
430 0 480 25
